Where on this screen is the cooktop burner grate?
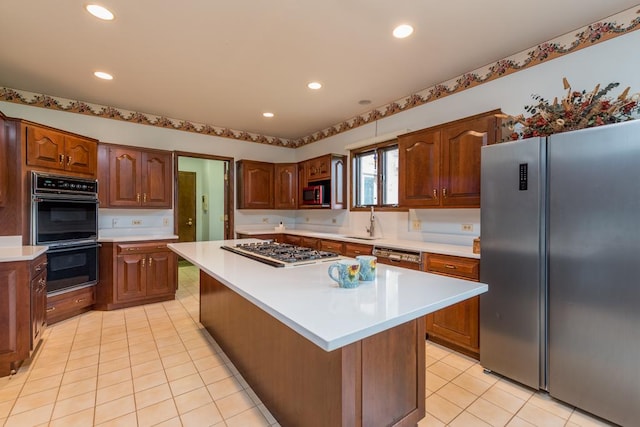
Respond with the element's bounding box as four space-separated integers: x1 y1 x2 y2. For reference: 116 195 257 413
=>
221 241 340 267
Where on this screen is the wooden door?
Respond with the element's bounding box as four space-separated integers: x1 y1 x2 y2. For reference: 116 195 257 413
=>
398 129 441 207
142 151 172 207
25 125 65 171
146 250 176 296
274 164 297 209
178 171 197 242
64 136 97 175
109 147 141 206
115 254 146 302
440 115 495 207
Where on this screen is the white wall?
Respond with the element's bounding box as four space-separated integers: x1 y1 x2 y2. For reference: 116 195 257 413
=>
3 30 640 246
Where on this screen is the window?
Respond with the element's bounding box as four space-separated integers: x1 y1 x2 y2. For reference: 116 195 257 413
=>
351 140 398 208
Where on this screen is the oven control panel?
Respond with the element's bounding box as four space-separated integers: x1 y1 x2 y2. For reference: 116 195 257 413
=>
32 172 98 197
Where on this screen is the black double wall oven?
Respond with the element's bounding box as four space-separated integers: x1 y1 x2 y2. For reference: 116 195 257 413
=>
31 172 99 296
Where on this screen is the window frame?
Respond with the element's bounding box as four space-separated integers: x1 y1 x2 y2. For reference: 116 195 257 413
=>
349 139 403 211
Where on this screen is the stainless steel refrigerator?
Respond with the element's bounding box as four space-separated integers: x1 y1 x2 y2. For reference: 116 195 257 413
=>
480 120 640 426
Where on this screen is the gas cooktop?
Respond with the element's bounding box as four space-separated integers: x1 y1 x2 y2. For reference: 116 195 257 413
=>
221 241 340 268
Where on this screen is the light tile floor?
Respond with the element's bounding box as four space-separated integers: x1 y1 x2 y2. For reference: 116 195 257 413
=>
0 264 618 427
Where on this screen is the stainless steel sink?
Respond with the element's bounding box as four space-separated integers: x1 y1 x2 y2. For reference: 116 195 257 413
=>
343 235 379 241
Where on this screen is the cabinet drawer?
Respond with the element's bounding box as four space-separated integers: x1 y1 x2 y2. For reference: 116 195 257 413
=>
344 243 372 258
46 286 95 324
319 240 344 254
425 254 479 281
30 255 48 277
117 242 169 254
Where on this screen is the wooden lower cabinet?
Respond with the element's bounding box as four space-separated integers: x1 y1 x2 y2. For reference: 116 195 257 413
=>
424 253 480 358
96 240 177 310
200 271 425 426
319 239 345 254
46 286 95 325
344 242 373 258
0 254 47 377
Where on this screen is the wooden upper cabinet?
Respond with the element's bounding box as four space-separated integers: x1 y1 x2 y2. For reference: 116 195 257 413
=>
398 109 500 208
237 160 274 209
0 114 7 207
274 163 297 209
398 128 441 207
141 151 172 207
440 115 497 207
109 147 141 207
25 125 97 177
102 145 172 208
306 155 331 181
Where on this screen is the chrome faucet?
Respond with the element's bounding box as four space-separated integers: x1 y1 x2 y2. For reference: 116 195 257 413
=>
366 206 375 237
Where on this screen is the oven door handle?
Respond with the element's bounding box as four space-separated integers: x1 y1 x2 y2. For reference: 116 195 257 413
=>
47 243 101 253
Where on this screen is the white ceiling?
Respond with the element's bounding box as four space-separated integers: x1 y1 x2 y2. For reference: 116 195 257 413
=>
1 1 638 141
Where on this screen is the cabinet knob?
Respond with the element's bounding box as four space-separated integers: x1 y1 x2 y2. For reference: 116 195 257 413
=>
143 193 147 203
59 154 64 165
442 188 447 198
148 257 153 267
67 156 72 166
187 218 193 226
75 298 86 304
433 188 438 199
137 193 141 203
142 258 146 268
444 264 457 269
46 306 56 312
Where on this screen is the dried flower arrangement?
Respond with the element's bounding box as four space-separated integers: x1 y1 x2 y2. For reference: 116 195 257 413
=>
502 78 640 140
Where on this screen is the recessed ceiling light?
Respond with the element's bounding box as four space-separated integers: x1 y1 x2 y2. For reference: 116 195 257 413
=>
85 4 115 21
94 71 114 80
393 24 414 39
263 112 274 118
307 82 322 90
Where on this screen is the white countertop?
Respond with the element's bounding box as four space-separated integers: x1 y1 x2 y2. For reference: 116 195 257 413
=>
169 239 487 351
235 228 479 259
98 234 179 242
0 246 48 262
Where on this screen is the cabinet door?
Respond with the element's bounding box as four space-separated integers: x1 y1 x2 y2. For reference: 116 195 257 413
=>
109 148 142 207
141 151 172 207
64 135 97 176
0 262 29 376
440 115 496 207
424 254 480 357
30 271 47 348
25 125 66 171
116 254 146 301
307 156 330 181
297 163 307 208
238 161 274 209
274 164 297 209
146 250 177 296
398 129 441 207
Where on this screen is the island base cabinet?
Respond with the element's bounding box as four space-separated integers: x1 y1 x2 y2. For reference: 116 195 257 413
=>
200 271 425 427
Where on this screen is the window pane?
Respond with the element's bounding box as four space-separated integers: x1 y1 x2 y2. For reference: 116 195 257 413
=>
382 147 398 205
357 152 377 205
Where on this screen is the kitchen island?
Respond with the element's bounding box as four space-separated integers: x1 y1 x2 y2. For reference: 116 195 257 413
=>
168 240 487 427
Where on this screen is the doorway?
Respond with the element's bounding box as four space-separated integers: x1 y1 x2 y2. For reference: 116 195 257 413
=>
174 152 234 243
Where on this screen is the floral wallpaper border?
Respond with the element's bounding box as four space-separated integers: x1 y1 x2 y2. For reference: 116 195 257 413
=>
1 6 639 149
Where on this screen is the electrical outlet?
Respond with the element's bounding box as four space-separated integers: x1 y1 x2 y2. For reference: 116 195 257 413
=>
305 217 310 222
332 218 337 224
262 217 269 223
412 220 422 231
461 224 474 232
163 218 169 226
132 219 142 226
112 218 118 227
